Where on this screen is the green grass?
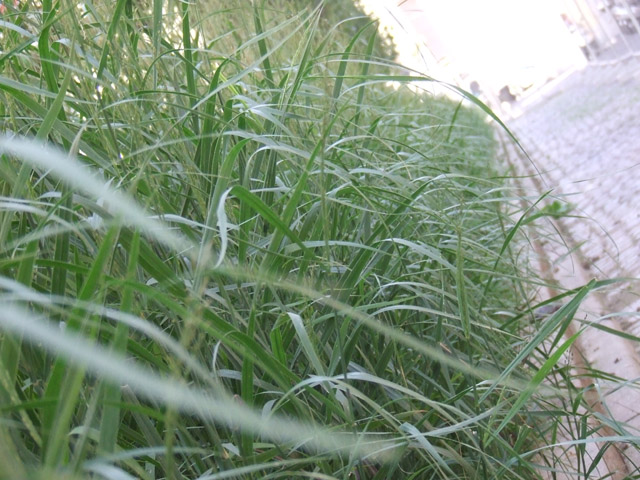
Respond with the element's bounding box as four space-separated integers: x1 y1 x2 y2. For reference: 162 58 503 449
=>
0 1 625 478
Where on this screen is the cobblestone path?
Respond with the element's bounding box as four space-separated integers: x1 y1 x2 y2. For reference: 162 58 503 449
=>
508 59 640 330
504 58 640 477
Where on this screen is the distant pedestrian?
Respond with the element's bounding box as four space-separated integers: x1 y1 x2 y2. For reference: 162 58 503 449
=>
499 85 517 104
470 81 481 97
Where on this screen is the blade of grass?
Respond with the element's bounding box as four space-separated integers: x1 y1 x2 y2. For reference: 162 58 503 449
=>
480 280 595 404
96 0 128 80
493 330 581 439
98 229 140 454
43 224 120 465
180 0 199 135
455 230 470 341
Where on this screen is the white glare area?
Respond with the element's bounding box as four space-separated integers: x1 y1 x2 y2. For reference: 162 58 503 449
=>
360 0 586 100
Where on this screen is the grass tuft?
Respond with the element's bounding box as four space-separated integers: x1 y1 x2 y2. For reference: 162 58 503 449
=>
0 1 625 478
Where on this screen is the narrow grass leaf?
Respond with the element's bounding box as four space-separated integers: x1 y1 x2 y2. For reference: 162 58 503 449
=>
480 280 595 403
288 312 325 376
494 330 581 438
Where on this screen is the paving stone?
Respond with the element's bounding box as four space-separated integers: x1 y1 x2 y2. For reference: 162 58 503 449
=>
507 59 640 338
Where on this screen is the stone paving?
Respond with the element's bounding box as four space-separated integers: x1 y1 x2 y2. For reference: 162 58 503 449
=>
502 57 640 477
506 58 640 331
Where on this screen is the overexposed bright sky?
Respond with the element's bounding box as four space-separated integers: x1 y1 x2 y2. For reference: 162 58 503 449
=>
361 0 585 91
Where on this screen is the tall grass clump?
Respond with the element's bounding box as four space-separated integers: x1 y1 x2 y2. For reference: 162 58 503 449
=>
0 1 600 478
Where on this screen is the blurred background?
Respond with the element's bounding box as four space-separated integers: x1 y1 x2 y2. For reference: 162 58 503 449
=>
356 0 640 348
361 0 640 115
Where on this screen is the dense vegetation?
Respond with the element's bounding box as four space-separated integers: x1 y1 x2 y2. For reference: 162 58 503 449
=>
0 1 606 478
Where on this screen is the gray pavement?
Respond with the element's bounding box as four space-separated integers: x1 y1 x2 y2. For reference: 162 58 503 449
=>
504 57 640 477
506 58 640 332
